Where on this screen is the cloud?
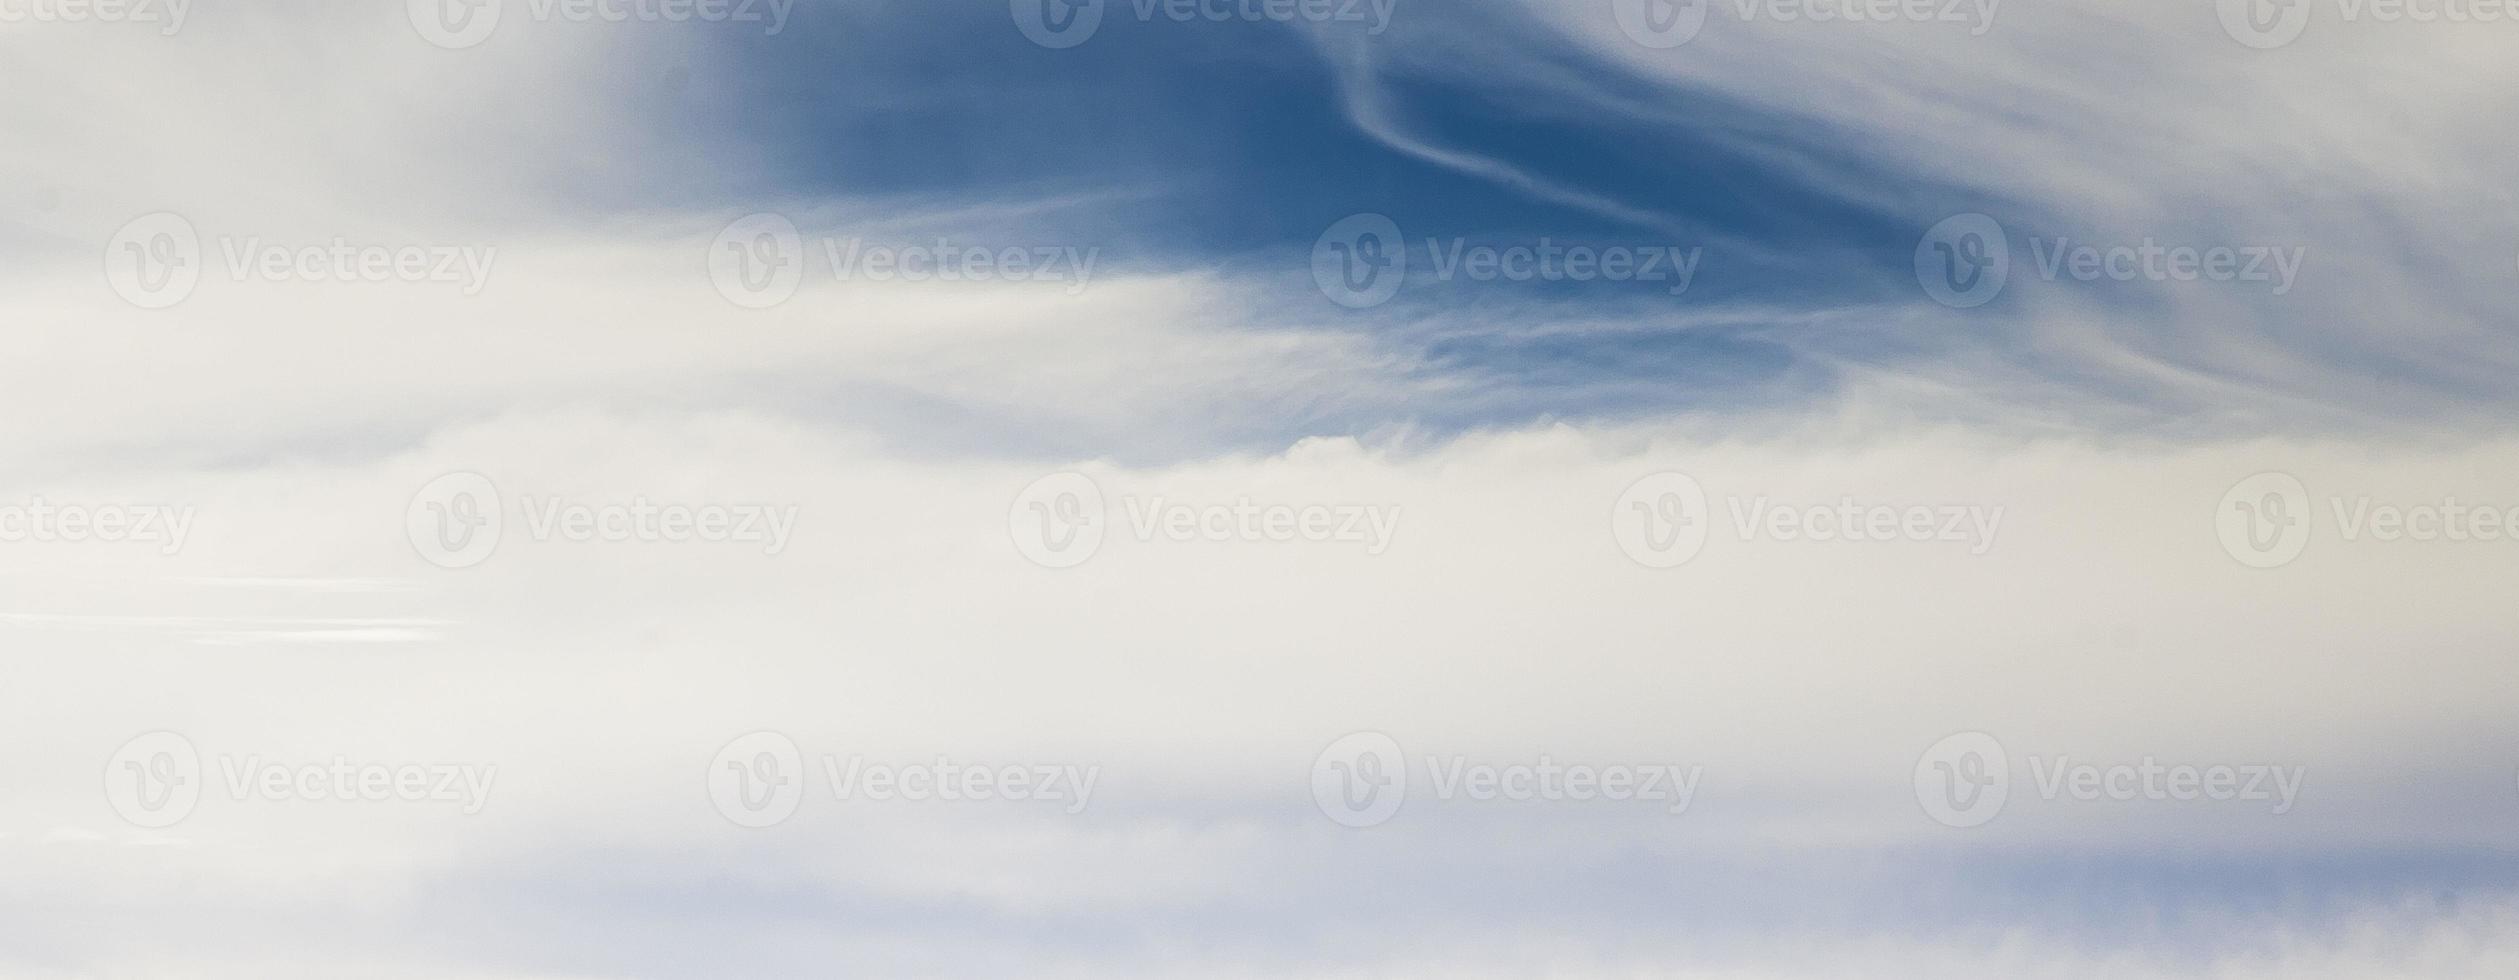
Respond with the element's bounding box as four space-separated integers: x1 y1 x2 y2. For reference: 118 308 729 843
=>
4 1 2517 975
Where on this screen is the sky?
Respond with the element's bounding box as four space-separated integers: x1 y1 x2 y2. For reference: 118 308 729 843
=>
3 0 2519 976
